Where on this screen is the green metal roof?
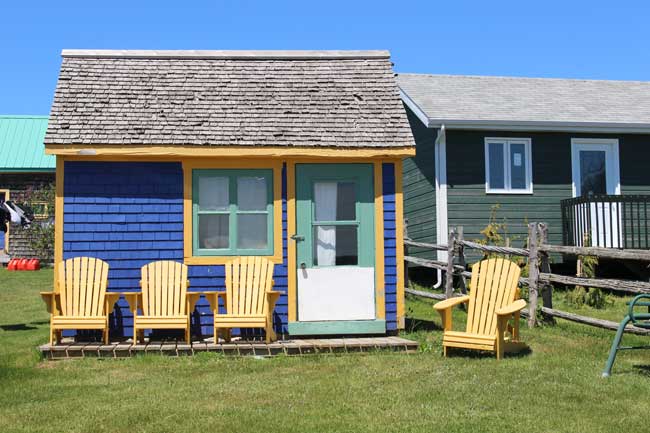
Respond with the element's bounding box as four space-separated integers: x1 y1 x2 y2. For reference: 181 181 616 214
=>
0 116 53 172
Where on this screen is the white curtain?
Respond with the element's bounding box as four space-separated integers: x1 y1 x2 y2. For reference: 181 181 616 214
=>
314 182 337 266
199 176 229 211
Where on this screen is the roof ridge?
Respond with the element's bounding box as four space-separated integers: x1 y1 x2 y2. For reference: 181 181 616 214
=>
396 72 650 85
61 49 391 60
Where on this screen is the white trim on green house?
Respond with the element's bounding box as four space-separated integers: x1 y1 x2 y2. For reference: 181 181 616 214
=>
434 125 448 261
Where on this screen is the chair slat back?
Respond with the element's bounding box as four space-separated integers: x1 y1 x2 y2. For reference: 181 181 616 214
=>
140 261 188 317
57 257 109 317
466 258 521 336
225 257 274 315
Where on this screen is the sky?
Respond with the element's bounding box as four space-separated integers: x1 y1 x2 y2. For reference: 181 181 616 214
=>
2 0 650 114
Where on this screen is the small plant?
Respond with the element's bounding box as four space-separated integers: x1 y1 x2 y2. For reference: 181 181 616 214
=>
565 252 612 309
19 183 55 262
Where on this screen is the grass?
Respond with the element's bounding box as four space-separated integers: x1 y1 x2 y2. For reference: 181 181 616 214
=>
1 269 649 433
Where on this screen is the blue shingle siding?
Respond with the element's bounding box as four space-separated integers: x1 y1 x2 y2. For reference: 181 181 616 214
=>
63 161 394 337
382 162 398 331
63 161 289 338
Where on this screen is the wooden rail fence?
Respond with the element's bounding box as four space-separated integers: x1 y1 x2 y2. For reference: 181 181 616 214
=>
404 222 650 335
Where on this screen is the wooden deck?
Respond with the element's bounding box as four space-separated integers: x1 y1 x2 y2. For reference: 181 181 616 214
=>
38 336 419 360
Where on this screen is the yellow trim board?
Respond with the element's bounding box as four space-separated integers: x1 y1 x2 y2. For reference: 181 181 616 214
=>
286 161 297 322
182 159 283 265
46 145 416 158
394 159 406 329
373 161 385 320
54 157 64 291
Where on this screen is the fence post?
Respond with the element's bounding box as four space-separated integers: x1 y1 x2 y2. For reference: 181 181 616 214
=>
403 218 409 290
527 222 539 328
538 223 554 316
445 227 456 299
456 226 467 294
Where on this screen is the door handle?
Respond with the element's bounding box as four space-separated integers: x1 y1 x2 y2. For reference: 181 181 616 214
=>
300 262 307 270
291 234 305 242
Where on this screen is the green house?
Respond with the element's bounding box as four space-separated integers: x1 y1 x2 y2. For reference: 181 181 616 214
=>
0 115 54 261
397 74 650 267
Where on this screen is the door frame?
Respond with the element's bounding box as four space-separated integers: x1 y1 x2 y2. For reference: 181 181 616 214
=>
570 138 620 197
286 159 387 331
0 189 9 253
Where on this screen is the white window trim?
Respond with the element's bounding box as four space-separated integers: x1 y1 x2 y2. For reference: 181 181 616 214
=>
570 138 620 197
484 137 533 194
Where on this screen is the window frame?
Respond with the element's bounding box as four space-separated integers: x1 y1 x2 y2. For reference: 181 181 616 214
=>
192 168 274 256
484 137 533 194
183 160 283 265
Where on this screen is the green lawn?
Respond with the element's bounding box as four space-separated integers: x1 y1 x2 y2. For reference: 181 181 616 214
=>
1 268 649 433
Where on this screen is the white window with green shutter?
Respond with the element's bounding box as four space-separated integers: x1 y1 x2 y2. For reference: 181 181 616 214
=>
485 138 533 194
192 169 274 256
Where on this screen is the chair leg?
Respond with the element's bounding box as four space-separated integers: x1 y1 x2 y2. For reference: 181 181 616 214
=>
603 315 631 377
185 326 191 344
103 328 109 344
496 316 508 360
133 325 138 344
49 326 55 346
225 329 231 343
443 345 447 357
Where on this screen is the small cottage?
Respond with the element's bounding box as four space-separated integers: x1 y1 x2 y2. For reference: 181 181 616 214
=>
45 50 415 338
0 115 54 262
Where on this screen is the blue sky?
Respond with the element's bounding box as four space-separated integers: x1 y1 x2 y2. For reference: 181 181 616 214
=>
2 0 650 114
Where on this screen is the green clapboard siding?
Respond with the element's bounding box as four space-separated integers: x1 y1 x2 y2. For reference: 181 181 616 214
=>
403 108 650 264
402 107 437 259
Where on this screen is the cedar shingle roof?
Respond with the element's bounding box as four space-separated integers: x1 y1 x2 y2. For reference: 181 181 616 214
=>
45 50 414 148
398 73 650 130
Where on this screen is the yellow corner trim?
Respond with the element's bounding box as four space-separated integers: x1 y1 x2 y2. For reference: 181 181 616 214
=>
54 157 64 286
45 145 415 159
182 159 284 265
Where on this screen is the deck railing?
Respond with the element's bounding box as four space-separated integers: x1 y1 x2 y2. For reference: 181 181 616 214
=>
561 194 650 249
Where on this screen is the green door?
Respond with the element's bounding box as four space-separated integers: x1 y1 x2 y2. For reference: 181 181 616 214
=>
290 164 385 335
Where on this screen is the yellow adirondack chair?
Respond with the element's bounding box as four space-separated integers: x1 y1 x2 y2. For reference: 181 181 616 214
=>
41 257 118 345
212 257 281 343
134 261 205 344
434 258 527 359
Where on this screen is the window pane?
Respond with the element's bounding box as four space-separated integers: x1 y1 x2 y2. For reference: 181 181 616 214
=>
237 214 268 249
237 176 268 211
198 214 229 249
510 142 527 189
488 142 505 190
314 181 356 221
313 225 358 266
199 176 229 211
580 151 607 195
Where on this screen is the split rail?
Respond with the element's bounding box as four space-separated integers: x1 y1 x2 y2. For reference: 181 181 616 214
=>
404 222 650 335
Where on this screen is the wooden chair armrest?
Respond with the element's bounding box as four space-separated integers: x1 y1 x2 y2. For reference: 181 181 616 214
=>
105 292 139 314
496 299 527 316
40 291 59 315
186 291 219 312
433 295 470 311
265 290 282 310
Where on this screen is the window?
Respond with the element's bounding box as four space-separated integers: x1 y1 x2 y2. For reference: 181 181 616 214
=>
192 169 273 256
485 138 532 193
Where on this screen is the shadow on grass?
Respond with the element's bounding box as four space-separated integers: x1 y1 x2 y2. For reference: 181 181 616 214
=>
633 364 650 377
446 345 533 359
0 320 48 331
405 317 442 332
